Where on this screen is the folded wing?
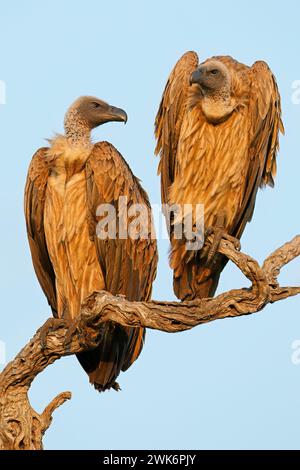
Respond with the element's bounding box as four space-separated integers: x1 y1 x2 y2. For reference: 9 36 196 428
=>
77 142 158 389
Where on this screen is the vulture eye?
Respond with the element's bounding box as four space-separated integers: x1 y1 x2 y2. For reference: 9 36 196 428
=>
91 102 101 109
210 69 219 75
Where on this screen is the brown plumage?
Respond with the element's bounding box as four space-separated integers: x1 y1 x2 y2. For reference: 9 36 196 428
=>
155 52 283 301
25 96 157 391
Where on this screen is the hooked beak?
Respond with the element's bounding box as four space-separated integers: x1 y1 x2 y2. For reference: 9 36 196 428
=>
190 68 203 86
106 105 128 124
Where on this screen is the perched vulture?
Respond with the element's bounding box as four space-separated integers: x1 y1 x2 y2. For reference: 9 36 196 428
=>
155 52 283 301
25 96 157 391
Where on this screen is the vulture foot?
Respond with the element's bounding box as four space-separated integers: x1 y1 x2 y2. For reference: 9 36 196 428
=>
39 317 66 351
63 319 79 352
204 226 241 265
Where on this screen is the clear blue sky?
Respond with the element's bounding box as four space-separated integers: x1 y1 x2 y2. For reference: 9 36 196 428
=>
0 0 300 450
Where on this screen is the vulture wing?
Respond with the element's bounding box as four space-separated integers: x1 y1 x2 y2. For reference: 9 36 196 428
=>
233 61 284 239
155 51 199 208
77 141 158 389
24 147 57 316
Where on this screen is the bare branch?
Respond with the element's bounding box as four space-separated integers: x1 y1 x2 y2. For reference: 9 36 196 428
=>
41 392 72 431
0 235 299 449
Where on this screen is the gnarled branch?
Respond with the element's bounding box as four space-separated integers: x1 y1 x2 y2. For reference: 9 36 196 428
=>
0 235 299 449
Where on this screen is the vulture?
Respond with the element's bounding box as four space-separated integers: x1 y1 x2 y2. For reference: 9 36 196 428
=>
25 96 157 391
155 51 283 301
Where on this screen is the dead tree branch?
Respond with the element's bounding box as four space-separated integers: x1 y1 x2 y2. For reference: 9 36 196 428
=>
0 235 299 449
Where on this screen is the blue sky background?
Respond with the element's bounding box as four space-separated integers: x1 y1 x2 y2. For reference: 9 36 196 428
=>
0 0 300 450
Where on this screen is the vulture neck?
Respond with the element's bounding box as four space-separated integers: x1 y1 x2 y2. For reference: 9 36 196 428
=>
64 109 92 148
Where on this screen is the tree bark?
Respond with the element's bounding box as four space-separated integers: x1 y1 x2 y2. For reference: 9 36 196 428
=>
0 235 299 449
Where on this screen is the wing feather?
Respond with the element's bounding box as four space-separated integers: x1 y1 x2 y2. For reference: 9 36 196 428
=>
86 141 158 370
155 51 199 206
24 147 57 315
233 60 284 238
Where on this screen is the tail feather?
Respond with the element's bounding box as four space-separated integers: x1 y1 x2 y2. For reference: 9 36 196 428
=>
77 322 144 392
173 257 226 300
122 327 145 372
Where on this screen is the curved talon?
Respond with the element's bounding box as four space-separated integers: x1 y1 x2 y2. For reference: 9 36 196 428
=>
204 226 241 266
206 228 224 264
234 238 241 251
63 320 79 351
223 233 241 252
39 318 64 351
112 381 121 391
39 318 79 352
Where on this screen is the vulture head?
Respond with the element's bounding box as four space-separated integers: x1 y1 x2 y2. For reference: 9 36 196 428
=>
190 60 231 96
64 96 127 138
189 60 236 123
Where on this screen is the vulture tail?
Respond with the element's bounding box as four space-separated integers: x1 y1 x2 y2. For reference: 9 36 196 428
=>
173 258 225 301
76 322 144 392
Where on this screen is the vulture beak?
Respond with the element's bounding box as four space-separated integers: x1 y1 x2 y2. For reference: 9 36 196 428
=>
106 105 128 124
190 68 204 86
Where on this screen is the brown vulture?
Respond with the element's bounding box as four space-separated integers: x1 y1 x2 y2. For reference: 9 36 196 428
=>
24 96 157 391
155 51 283 301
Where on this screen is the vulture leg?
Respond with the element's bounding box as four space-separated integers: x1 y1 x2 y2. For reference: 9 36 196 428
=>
111 382 121 392
40 318 82 352
39 318 66 351
63 320 80 351
204 214 241 265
